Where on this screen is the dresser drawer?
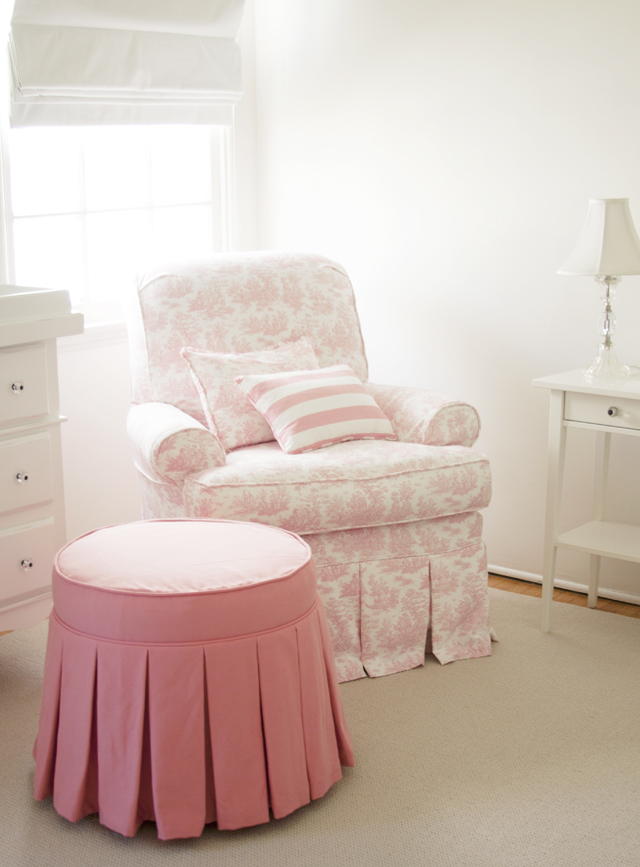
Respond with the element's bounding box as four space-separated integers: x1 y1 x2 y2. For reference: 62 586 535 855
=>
0 518 55 603
564 392 640 432
0 432 54 515
0 343 49 425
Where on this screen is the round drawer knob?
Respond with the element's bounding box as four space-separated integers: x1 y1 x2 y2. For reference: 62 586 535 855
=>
11 381 24 393
20 558 33 570
607 406 619 417
16 472 29 484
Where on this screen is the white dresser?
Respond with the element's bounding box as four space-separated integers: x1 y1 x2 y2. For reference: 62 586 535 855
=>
0 287 83 631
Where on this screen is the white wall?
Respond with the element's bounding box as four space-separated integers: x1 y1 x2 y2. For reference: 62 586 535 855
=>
57 332 141 541
252 0 640 599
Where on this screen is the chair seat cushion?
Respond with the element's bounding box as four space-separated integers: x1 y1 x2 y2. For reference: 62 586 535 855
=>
184 439 491 534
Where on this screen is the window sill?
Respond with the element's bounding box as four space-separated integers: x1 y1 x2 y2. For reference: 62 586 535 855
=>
58 319 128 353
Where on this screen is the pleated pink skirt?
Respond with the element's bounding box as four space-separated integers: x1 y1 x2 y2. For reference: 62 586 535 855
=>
33 520 354 840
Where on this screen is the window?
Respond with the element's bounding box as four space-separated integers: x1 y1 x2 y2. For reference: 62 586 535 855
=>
7 125 231 322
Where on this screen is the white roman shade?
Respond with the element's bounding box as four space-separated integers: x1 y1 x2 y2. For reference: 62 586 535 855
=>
8 0 246 126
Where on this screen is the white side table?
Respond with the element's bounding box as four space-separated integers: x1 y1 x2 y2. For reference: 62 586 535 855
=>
0 287 83 631
533 370 640 632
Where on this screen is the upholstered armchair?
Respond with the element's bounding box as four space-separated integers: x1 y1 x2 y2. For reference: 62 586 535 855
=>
125 252 493 682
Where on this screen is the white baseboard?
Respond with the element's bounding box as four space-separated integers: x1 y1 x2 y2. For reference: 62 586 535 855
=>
488 564 640 607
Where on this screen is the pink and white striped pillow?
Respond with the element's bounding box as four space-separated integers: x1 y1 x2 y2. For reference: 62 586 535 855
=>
235 364 397 454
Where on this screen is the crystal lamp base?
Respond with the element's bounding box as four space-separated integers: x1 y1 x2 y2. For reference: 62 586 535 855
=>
582 343 640 381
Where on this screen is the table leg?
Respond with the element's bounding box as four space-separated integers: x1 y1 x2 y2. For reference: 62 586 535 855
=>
588 557 600 609
588 432 611 608
541 390 567 633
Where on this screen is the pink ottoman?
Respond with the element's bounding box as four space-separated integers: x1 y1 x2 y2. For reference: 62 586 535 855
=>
33 519 354 840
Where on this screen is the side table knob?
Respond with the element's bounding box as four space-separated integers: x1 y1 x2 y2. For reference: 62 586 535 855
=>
607 406 619 417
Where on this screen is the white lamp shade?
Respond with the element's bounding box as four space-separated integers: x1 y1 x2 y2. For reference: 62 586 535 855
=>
558 198 640 276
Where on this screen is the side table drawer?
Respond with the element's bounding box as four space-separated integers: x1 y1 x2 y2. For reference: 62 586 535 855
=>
0 518 55 604
564 392 640 432
0 432 54 515
0 343 49 425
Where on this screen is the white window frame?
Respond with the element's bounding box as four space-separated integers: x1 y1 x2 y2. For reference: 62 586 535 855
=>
0 121 237 330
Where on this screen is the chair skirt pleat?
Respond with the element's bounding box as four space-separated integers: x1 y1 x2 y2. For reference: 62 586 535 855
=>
34 601 352 839
430 540 492 664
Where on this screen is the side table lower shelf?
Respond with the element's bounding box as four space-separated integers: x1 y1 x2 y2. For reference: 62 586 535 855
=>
557 521 640 564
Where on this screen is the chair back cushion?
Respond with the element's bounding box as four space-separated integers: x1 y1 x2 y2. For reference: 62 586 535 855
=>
127 252 369 425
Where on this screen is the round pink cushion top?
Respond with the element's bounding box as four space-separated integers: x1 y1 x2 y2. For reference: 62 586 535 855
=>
58 520 309 593
53 519 317 644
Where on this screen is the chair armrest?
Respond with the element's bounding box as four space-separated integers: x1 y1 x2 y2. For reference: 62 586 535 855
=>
127 402 226 485
366 383 481 448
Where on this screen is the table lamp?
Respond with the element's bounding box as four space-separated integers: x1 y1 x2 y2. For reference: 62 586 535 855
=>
558 197 640 380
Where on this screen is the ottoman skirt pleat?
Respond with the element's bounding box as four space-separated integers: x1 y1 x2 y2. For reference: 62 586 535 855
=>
96 642 148 837
35 599 353 840
52 629 98 823
258 625 312 819
33 619 64 800
296 611 343 800
148 645 207 840
204 637 269 830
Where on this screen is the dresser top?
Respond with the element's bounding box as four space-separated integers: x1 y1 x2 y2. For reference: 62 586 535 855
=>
0 313 84 348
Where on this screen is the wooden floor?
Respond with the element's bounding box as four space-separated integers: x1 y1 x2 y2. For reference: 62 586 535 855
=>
2 576 639 639
489 574 640 619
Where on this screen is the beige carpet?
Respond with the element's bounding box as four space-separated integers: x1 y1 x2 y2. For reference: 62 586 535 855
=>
2 588 639 867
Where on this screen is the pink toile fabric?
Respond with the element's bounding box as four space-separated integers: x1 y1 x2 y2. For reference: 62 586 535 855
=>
365 382 481 448
127 402 226 482
182 439 491 534
126 253 369 424
33 520 354 840
309 514 494 681
124 253 495 684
